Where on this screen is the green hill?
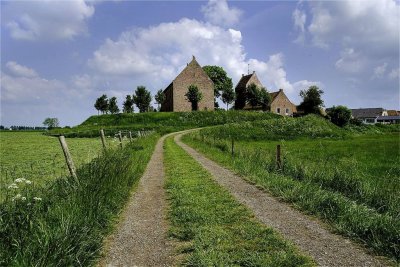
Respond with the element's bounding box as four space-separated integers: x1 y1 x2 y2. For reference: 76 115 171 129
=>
49 111 280 137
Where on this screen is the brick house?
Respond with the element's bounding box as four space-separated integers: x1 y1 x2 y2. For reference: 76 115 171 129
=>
234 71 297 116
160 56 214 112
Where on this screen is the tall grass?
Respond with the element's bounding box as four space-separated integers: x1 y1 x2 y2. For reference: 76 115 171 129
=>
0 135 158 266
182 118 400 262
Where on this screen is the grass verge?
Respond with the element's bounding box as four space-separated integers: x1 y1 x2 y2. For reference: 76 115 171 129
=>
182 133 400 262
0 135 158 266
164 136 314 266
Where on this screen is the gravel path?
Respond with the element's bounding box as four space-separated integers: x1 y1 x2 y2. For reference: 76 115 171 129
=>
100 135 173 267
175 133 389 267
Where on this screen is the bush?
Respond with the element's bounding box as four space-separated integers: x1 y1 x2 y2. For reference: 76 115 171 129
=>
327 106 352 127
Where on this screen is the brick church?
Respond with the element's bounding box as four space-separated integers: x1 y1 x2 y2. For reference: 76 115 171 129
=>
234 71 297 116
160 56 214 112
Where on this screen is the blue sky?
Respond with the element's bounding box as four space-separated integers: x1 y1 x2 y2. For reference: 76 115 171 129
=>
1 0 399 127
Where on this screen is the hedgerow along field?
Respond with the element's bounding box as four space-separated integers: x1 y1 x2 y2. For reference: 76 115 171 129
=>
182 115 400 262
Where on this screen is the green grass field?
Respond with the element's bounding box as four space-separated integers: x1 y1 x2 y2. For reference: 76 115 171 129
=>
0 131 123 200
164 136 313 266
182 116 400 261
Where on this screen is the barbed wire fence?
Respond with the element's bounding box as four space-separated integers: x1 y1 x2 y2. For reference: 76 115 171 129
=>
0 129 154 199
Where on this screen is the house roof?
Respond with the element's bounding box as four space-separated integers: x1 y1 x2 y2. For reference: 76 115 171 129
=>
377 116 400 120
235 74 253 90
269 91 280 101
351 108 384 118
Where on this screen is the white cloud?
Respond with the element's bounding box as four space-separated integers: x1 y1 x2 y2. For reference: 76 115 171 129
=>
6 61 38 78
372 62 388 79
201 0 242 27
88 17 318 100
5 0 95 41
292 8 307 44
388 68 400 80
335 48 367 73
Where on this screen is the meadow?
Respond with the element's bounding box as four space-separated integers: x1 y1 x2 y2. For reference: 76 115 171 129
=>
0 133 158 266
182 115 400 261
0 131 123 201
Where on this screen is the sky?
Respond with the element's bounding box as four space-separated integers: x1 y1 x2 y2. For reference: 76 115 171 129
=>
1 0 399 127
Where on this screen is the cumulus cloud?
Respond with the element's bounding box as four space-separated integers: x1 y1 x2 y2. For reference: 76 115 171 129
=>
6 61 38 78
88 17 316 101
4 0 94 41
201 0 242 27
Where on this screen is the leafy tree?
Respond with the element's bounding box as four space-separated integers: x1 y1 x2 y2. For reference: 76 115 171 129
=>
123 95 134 113
203 65 233 98
108 97 120 114
221 86 236 110
327 105 352 127
154 89 165 111
298 85 324 115
185 84 203 111
259 87 271 111
246 83 261 109
133 86 152 113
43 118 59 129
94 94 109 114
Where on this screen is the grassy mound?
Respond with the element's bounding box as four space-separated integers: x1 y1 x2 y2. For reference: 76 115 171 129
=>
49 111 279 137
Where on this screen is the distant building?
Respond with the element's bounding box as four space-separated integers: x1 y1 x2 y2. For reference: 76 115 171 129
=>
351 108 388 124
234 71 297 116
160 56 214 112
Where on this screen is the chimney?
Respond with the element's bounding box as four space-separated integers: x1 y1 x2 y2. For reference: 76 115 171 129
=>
242 74 244 77
192 55 196 61
279 89 283 92
253 71 255 74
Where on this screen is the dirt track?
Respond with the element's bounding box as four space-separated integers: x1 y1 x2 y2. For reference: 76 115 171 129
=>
175 133 389 267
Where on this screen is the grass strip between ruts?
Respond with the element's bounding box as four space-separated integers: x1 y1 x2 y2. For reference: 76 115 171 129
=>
164 136 314 266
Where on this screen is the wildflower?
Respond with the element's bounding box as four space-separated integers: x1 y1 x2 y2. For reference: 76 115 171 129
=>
15 178 26 183
8 183 18 189
25 180 32 185
33 197 42 201
21 197 26 201
12 194 22 201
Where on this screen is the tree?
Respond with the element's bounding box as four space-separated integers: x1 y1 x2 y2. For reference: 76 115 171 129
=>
203 65 233 99
327 106 351 127
154 89 165 111
123 95 134 113
43 118 59 129
246 83 261 109
259 87 271 111
108 97 120 114
94 94 109 114
221 86 236 110
185 84 203 111
133 86 152 113
298 85 324 115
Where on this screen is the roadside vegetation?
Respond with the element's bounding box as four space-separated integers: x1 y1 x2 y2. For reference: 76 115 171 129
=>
182 115 400 262
0 135 158 266
164 136 313 266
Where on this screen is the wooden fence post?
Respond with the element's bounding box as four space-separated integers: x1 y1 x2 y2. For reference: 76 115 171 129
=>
129 131 133 143
118 131 123 148
58 136 79 184
100 129 106 150
276 144 282 170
